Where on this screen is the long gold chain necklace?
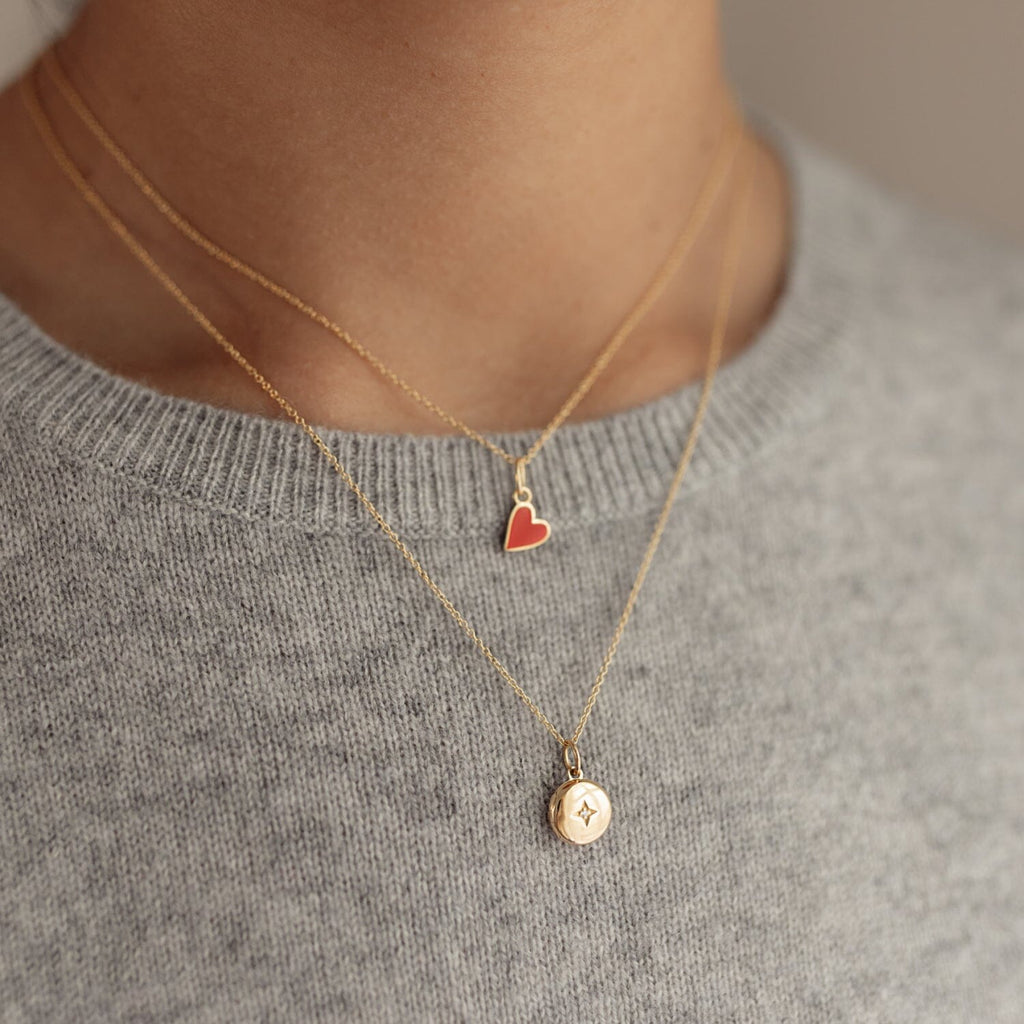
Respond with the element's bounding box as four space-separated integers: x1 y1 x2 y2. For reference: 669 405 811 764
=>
37 43 745 553
22 65 756 846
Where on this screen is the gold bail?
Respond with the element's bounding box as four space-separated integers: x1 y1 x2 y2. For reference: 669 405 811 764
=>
562 738 583 779
513 457 531 504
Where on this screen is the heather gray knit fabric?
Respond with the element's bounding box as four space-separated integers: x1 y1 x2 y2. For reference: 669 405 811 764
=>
1 123 1023 1023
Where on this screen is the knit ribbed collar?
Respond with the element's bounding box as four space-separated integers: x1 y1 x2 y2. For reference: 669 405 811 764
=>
0 118 866 538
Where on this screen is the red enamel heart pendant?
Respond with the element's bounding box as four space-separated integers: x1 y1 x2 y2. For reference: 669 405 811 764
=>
504 498 552 552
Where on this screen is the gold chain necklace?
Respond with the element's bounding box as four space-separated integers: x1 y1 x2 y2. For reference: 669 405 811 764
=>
37 43 745 553
22 65 756 846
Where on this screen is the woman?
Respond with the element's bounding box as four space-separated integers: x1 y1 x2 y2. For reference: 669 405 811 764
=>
0 0 1021 1020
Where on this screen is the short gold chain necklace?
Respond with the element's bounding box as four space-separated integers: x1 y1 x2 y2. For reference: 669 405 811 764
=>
22 65 756 846
37 43 745 553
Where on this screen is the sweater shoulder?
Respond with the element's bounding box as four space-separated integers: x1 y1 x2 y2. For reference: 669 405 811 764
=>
776 125 1024 421
800 130 1024 349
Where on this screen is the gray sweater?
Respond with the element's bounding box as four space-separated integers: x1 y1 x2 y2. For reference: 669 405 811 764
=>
1 123 1022 1023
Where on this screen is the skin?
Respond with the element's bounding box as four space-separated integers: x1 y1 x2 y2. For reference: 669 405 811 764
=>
0 0 790 433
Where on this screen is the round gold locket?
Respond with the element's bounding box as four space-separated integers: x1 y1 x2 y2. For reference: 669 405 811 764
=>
547 741 612 845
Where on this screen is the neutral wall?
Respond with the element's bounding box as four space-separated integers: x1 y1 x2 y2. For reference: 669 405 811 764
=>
2 0 1023 241
721 0 1024 242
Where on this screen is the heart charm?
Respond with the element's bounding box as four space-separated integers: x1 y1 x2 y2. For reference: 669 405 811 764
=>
504 499 552 552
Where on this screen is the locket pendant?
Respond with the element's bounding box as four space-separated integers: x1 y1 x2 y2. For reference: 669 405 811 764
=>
548 740 612 845
503 459 551 552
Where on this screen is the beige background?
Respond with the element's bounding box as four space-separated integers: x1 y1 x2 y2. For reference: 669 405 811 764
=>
2 0 1023 242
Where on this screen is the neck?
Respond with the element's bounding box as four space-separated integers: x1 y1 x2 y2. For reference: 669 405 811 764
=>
20 0 789 432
